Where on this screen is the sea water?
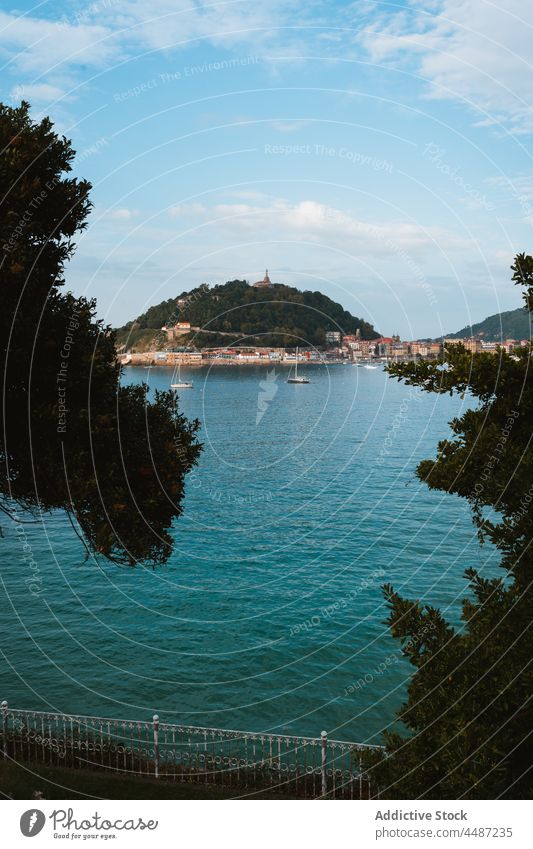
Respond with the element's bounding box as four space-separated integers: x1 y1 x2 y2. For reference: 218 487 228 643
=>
0 365 499 744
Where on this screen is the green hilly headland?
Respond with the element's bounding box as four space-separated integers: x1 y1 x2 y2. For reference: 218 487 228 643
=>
116 279 380 350
448 306 532 342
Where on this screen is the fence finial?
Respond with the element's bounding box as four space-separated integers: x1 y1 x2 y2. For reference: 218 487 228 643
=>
1 700 7 760
321 730 328 798
152 714 160 779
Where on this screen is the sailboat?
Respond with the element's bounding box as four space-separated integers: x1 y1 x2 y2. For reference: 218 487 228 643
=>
287 346 310 384
171 363 193 389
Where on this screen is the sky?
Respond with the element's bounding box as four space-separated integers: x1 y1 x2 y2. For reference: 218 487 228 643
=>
2 0 533 338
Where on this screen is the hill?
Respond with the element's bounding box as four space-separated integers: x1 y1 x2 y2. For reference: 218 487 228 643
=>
447 306 532 342
116 279 379 350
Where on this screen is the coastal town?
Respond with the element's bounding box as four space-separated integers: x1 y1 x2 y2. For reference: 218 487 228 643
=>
119 323 529 368
118 271 530 367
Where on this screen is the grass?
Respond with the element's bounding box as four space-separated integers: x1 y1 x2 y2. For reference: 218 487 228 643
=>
0 758 298 800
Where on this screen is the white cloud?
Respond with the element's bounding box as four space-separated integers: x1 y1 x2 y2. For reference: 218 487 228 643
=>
171 197 469 255
0 2 305 107
5 0 532 142
104 207 139 220
0 11 117 76
8 82 66 106
359 0 533 133
97 0 298 52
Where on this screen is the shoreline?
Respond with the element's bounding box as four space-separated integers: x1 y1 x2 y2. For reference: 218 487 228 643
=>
120 358 349 367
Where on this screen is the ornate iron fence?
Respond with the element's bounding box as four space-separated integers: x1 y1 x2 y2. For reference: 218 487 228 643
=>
1 700 383 798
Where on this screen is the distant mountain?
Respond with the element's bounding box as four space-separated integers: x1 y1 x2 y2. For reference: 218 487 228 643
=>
447 306 532 342
116 279 380 350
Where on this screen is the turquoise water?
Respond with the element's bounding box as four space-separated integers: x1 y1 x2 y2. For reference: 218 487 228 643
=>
0 365 499 744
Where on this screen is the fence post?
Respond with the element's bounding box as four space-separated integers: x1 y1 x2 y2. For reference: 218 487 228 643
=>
320 730 327 798
1 701 8 760
153 715 160 779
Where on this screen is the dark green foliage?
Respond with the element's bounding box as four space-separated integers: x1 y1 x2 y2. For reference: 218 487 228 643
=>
118 279 379 349
1 102 201 565
121 296 186 331
363 255 533 799
0 758 295 799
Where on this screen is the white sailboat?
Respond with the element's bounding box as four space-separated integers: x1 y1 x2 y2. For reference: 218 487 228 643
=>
171 363 193 389
287 346 310 384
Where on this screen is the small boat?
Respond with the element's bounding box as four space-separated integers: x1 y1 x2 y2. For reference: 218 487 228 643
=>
287 347 310 383
171 364 193 389
364 364 378 370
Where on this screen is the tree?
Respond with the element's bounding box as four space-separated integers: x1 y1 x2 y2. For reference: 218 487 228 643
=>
1 102 201 566
362 254 533 799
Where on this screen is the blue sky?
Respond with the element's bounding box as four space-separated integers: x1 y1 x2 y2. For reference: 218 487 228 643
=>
2 0 533 337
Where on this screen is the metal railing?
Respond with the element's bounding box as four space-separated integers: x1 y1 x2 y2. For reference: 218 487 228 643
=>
1 700 383 798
